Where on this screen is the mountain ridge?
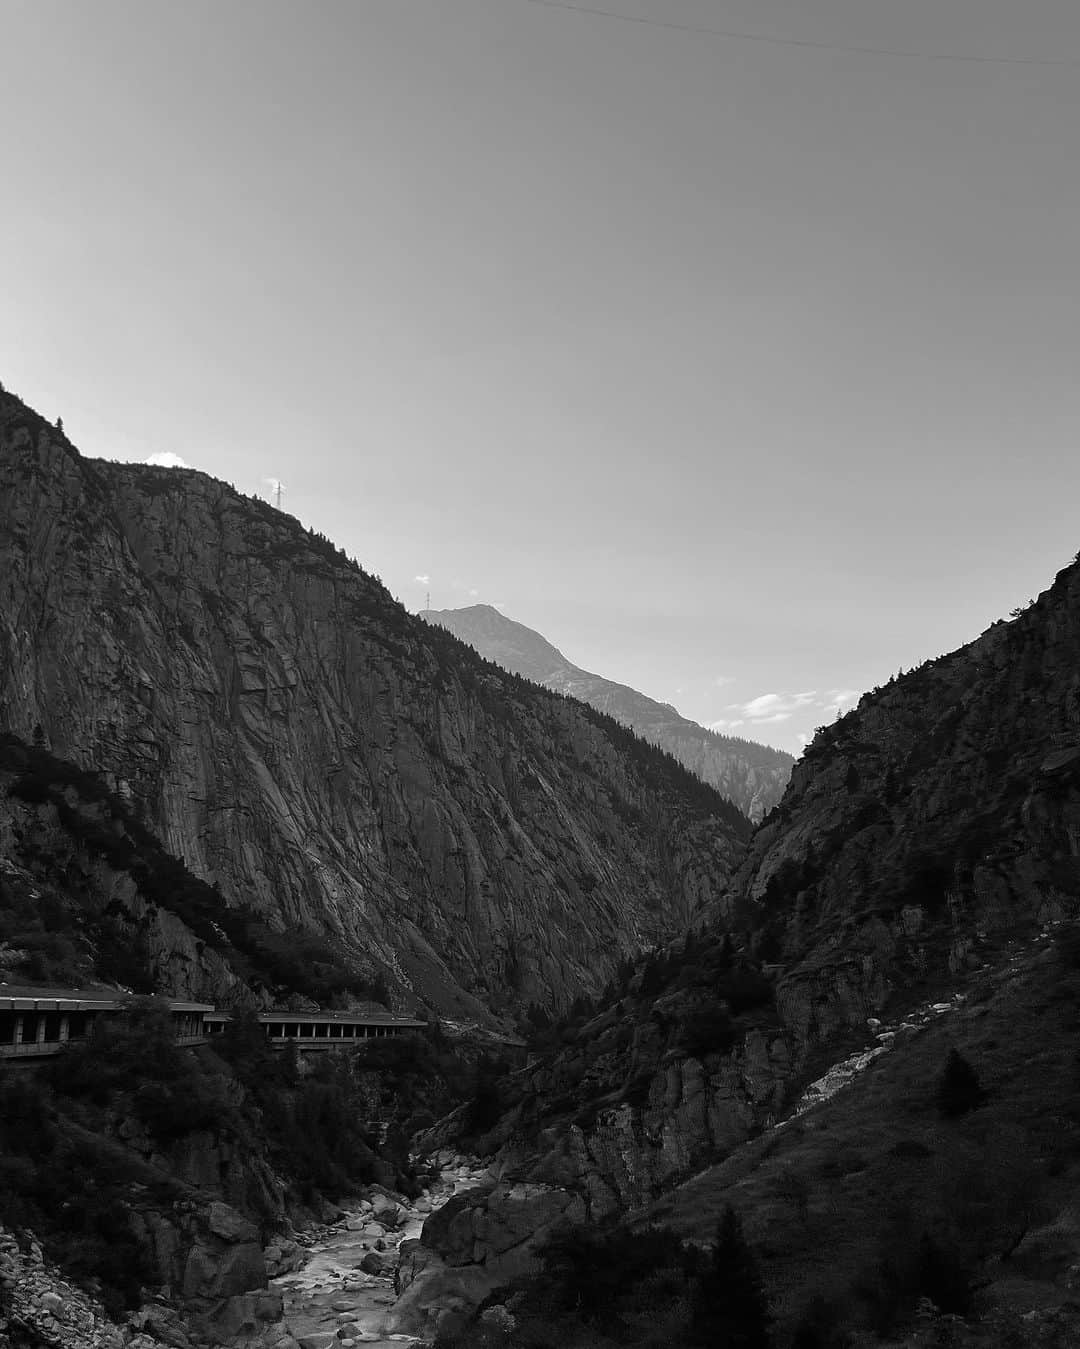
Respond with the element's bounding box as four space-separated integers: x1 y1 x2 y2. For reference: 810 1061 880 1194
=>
0 387 748 1020
422 602 794 821
403 544 1080 1345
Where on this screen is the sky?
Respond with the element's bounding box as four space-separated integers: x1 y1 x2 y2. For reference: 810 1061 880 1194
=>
3 0 1080 754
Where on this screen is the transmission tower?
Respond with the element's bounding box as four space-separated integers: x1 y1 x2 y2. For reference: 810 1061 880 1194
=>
274 480 284 511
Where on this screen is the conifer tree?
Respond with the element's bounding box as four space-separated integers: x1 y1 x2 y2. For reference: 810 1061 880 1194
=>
689 1206 772 1348
937 1047 985 1118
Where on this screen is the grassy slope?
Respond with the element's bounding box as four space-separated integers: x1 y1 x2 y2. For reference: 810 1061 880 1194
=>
644 925 1080 1345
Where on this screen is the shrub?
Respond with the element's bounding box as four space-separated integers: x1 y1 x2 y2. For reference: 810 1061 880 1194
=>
540 1223 701 1325
0 1069 161 1314
855 1212 974 1336
936 1048 985 1119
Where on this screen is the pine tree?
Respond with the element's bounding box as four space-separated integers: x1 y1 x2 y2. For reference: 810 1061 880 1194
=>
937 1047 985 1118
689 1207 772 1348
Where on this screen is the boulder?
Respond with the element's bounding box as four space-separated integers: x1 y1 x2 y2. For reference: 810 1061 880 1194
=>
264 1238 304 1277
191 1288 289 1345
369 1193 401 1224
481 1305 517 1334
421 1180 581 1272
385 1249 503 1339
207 1201 259 1245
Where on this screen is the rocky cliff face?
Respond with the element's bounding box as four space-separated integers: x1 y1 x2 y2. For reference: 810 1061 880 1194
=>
0 744 254 1005
423 605 793 822
739 557 1080 1059
412 553 1080 1325
0 390 748 1016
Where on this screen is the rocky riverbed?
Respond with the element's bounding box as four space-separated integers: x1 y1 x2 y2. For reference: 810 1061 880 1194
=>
275 1154 493 1349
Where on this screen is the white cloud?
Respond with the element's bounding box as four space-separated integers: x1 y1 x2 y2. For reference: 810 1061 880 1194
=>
713 674 737 688
468 588 479 598
729 687 862 735
145 452 189 469
737 691 818 722
414 574 430 586
708 717 745 732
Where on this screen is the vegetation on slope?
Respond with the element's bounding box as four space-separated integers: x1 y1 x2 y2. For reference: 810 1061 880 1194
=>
428 547 1080 1347
0 731 393 1004
465 929 779 1160
432 925 1080 1347
637 924 1080 1346
0 1002 471 1316
436 1211 772 1349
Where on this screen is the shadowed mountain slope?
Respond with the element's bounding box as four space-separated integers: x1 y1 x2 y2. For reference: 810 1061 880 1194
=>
423 604 794 821
738 553 1080 1049
408 547 1080 1345
0 387 750 1019
453 547 1080 1175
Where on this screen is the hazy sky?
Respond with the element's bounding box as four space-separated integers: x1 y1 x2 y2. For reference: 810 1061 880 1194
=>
4 0 1080 753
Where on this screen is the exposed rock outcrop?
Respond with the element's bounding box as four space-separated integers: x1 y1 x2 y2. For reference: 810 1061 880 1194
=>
391 1178 586 1339
0 1221 297 1349
424 604 794 821
739 556 1080 1063
411 550 1080 1334
0 390 749 1016
0 1225 142 1349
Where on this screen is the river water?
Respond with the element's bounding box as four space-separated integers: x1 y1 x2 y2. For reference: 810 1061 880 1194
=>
275 1155 491 1349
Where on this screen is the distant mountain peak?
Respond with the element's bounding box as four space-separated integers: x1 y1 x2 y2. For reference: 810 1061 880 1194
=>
421 605 793 821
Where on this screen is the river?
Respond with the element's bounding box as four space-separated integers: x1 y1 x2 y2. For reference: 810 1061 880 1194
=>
274 1154 491 1349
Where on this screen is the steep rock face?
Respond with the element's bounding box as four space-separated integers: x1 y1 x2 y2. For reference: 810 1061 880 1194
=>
0 392 748 1015
740 557 1080 1060
0 774 253 1005
424 605 793 822
413 945 790 1309
408 1005 790 1331
126 1198 283 1344
414 555 1080 1315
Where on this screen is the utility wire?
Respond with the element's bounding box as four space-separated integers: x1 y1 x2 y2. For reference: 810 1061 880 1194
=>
522 0 1080 66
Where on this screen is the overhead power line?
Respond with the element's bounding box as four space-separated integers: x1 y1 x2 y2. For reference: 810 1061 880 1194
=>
522 0 1080 66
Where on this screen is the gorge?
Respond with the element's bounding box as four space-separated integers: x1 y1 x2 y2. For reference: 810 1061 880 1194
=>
5 382 1080 1348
